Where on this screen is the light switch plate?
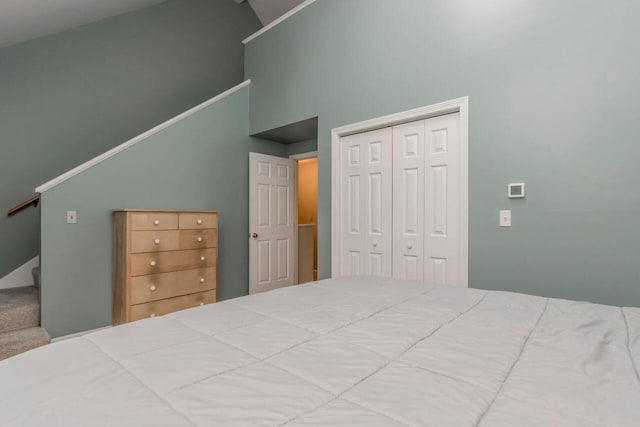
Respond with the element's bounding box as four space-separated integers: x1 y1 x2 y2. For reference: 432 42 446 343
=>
67 211 77 224
499 210 511 227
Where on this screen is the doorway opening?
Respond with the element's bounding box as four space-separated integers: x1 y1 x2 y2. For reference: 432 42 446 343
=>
291 152 318 284
249 117 318 294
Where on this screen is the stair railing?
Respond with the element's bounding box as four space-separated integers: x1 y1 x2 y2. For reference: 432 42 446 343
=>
7 194 41 217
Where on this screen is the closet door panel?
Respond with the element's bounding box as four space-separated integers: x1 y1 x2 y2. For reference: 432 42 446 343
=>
393 121 425 280
339 128 392 277
424 113 461 286
363 128 393 277
340 134 366 276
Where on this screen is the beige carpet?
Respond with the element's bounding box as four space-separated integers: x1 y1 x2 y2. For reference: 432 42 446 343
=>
0 286 40 334
0 327 50 360
0 286 50 360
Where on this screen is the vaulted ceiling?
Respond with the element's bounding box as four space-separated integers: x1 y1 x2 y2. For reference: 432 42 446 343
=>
0 0 167 49
246 0 307 25
0 0 306 49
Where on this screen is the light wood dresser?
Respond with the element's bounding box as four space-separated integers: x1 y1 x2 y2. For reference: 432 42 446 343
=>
113 209 218 324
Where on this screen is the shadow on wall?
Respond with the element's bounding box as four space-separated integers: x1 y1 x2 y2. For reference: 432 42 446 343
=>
39 85 288 338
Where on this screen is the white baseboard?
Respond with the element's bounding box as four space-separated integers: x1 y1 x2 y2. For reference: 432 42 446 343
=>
0 256 38 290
51 325 112 343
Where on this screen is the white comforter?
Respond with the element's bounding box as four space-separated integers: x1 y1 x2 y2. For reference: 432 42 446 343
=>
1 277 638 426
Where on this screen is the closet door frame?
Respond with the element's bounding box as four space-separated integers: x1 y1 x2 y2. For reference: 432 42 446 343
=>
331 97 469 286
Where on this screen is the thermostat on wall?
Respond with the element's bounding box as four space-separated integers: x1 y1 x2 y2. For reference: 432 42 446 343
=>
508 183 526 199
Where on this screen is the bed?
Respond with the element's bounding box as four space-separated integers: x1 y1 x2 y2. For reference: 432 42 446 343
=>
0 277 638 426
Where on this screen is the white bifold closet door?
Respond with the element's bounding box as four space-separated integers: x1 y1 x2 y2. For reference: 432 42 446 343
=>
339 128 393 277
338 112 462 286
393 113 462 285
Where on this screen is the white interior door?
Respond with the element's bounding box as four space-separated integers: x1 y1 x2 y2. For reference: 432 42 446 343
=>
393 120 426 281
339 128 393 277
424 113 462 286
249 153 297 294
392 113 463 286
333 100 468 286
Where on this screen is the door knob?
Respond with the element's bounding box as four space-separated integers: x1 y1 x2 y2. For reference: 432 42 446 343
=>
251 233 259 239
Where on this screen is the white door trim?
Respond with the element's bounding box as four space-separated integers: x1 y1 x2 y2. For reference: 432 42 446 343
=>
331 97 469 286
289 151 318 160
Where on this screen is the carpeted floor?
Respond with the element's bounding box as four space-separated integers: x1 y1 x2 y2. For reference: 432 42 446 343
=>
0 327 50 360
0 286 50 360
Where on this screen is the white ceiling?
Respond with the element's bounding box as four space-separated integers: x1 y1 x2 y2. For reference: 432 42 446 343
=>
0 0 306 49
0 0 167 49
247 0 307 25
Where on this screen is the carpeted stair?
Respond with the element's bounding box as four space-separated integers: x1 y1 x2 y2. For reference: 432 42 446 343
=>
0 286 50 360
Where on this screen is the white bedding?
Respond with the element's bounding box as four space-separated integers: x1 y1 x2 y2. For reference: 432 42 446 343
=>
1 277 638 426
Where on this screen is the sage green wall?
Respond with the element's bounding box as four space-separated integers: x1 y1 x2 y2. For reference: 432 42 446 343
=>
245 0 640 307
285 139 318 157
40 87 286 338
0 0 260 279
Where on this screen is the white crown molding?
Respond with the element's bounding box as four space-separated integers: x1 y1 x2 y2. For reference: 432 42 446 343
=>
36 80 251 193
242 0 316 44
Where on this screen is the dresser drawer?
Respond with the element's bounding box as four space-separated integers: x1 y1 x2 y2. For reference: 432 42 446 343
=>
179 229 217 250
130 248 217 276
179 213 217 230
130 268 216 304
130 212 178 231
130 290 216 321
131 230 180 253
114 209 219 325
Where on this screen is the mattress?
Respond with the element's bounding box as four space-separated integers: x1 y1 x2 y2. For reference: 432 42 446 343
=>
0 277 638 426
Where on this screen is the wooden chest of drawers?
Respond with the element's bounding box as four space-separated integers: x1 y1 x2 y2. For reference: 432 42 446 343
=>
113 209 218 324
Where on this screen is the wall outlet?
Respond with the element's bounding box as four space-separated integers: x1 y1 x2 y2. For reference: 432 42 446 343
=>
67 211 77 224
499 210 511 227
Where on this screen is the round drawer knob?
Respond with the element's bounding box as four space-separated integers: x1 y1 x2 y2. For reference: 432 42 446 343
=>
154 239 161 245
199 302 205 306
149 285 156 292
200 256 206 262
197 236 203 243
200 278 205 284
372 242 378 248
153 220 160 226
197 219 203 225
150 313 156 318
407 244 413 250
150 261 157 267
